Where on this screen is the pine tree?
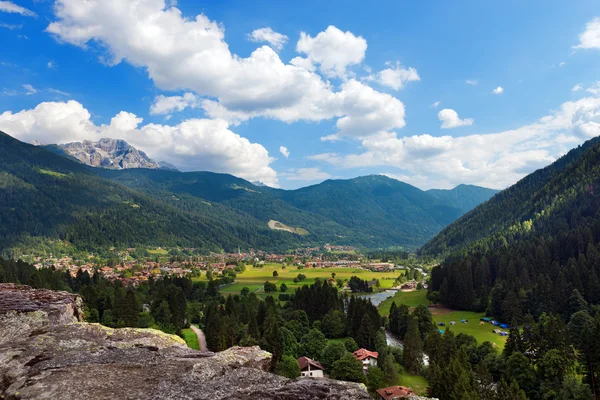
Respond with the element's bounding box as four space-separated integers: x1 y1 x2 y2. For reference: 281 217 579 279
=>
403 316 423 374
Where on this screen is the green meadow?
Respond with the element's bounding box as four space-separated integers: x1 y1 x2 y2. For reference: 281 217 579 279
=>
194 263 402 295
378 290 507 350
181 327 199 350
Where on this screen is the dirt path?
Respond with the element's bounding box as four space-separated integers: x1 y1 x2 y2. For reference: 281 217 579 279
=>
190 325 208 352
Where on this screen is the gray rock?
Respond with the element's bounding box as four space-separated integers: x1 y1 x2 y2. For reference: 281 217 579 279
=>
0 284 371 400
58 138 161 170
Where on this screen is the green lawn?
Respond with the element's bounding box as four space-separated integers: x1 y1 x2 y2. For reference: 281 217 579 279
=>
398 368 428 395
378 291 507 350
181 327 199 350
195 264 403 296
378 290 429 315
433 311 507 350
147 248 168 256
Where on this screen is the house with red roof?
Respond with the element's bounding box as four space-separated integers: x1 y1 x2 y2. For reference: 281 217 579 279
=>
375 386 417 400
352 348 378 372
297 356 325 378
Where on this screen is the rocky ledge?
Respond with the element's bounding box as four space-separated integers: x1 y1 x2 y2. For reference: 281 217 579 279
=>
0 284 371 400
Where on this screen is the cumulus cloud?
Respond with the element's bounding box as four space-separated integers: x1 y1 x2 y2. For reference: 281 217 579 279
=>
465 79 477 85
247 27 288 51
296 25 367 78
492 86 504 95
0 1 36 17
586 81 600 95
150 93 200 115
0 100 279 186
364 61 420 90
438 108 474 129
279 146 290 158
281 167 331 182
46 1 403 140
572 84 583 92
307 95 600 189
574 17 600 50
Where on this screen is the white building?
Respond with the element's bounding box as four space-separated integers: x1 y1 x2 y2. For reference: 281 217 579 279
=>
352 348 378 372
297 356 325 378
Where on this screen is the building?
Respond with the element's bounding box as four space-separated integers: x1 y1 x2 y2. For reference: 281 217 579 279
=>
352 348 378 372
376 386 417 400
297 356 325 378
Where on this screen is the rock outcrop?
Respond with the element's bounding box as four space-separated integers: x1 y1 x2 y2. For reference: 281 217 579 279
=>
0 284 371 400
58 138 161 170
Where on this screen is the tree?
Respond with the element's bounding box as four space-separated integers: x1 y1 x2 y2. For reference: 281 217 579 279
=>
321 342 348 371
273 270 278 277
279 326 301 358
557 376 593 400
403 316 423 374
344 337 359 353
275 355 301 378
240 287 250 296
264 281 277 293
302 328 328 360
412 304 434 340
280 283 288 292
367 366 384 394
381 352 398 384
321 309 346 338
330 353 366 383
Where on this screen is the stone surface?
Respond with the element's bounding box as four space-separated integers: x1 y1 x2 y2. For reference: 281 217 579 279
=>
59 138 161 170
0 284 371 400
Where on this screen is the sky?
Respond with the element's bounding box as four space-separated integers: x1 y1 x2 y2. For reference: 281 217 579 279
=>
0 0 599 190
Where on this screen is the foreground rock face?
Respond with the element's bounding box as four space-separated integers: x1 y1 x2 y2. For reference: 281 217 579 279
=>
0 284 371 400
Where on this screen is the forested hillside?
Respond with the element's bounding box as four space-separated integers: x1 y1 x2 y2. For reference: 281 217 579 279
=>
424 137 600 398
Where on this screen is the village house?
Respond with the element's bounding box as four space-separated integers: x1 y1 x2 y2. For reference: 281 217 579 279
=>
375 386 417 400
297 356 325 378
352 349 378 372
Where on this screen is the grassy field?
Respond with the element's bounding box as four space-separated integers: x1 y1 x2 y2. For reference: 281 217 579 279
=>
194 263 402 296
378 290 507 350
147 248 168 256
378 290 429 315
398 368 428 395
181 327 199 350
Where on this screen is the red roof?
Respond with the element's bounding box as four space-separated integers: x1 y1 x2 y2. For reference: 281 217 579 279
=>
352 348 378 361
375 386 416 400
297 356 324 371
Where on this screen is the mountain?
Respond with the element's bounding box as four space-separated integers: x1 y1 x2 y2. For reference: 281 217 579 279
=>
0 131 309 256
421 136 600 256
426 184 498 215
58 138 161 170
0 131 496 254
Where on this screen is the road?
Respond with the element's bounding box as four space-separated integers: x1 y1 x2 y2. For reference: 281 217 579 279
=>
190 325 208 352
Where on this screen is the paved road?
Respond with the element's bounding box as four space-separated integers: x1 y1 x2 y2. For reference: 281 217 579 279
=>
190 325 208 352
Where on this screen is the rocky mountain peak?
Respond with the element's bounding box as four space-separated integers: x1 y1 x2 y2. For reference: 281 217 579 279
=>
59 138 161 170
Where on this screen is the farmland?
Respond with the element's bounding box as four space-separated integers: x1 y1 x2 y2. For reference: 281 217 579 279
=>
193 263 403 296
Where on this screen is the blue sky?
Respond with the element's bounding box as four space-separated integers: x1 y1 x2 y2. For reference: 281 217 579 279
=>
1 0 600 189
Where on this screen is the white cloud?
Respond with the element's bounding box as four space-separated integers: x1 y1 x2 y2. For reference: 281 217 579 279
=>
279 146 290 159
432 101 441 108
365 61 420 90
0 1 36 17
0 100 279 186
572 84 583 92
46 2 404 140
574 17 600 50
150 93 200 115
281 167 331 182
296 25 367 78
0 22 21 29
47 60 56 69
438 108 474 129
23 84 38 95
586 81 600 95
559 61 566 67
307 95 600 189
492 86 504 95
466 79 477 85
48 88 70 96
247 27 288 51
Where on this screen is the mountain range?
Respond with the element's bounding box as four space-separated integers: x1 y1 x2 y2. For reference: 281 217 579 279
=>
0 131 497 255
